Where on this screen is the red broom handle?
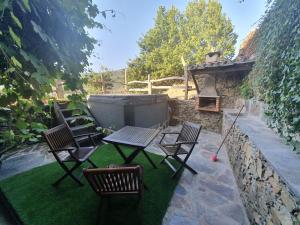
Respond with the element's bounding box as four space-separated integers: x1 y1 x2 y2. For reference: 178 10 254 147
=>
215 105 245 154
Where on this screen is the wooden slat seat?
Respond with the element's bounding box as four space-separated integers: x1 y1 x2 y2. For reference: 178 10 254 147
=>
63 146 95 162
70 124 95 132
159 145 188 155
65 115 93 122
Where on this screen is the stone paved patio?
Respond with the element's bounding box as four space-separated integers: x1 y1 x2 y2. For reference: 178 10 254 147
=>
0 127 249 225
146 127 250 225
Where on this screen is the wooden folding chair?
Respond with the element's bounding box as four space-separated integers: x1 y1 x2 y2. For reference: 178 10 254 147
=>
84 165 144 225
43 124 98 186
83 164 144 198
158 121 202 178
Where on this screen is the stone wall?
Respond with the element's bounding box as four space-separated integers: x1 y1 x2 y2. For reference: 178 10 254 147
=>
168 99 222 133
168 73 245 133
223 112 300 225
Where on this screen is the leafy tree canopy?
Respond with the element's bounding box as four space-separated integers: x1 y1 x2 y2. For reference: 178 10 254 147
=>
0 0 108 146
127 0 237 81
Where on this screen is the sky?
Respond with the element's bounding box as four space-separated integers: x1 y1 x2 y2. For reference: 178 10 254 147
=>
89 0 266 71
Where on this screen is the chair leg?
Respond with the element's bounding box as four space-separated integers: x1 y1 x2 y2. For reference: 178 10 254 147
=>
98 197 108 225
141 150 157 169
183 163 198 175
172 164 184 179
160 155 168 164
171 156 198 178
87 158 97 168
53 162 83 186
143 183 149 191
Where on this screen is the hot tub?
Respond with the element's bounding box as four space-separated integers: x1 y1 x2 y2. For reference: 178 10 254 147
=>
87 94 169 130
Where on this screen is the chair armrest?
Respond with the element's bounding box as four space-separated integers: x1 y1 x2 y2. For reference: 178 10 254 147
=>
73 133 98 138
159 132 180 144
48 147 77 153
175 141 198 145
74 133 98 146
160 143 178 147
161 132 180 135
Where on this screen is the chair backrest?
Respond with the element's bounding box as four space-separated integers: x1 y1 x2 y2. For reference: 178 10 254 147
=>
177 121 202 144
43 124 77 152
83 166 143 196
53 102 66 125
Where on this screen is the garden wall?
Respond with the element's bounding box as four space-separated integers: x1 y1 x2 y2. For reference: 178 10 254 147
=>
223 111 300 225
168 73 245 133
168 99 222 133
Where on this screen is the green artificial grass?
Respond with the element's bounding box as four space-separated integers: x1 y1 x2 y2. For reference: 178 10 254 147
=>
0 144 180 225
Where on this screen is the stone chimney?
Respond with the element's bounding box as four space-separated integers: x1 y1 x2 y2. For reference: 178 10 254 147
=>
205 51 221 63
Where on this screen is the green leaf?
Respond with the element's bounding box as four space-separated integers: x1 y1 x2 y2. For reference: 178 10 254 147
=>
29 137 39 142
31 72 48 84
4 67 15 74
22 0 31 12
0 0 9 12
30 20 48 42
20 50 49 76
16 119 28 130
31 122 47 132
20 128 29 134
8 27 21 47
10 11 22 29
11 56 22 68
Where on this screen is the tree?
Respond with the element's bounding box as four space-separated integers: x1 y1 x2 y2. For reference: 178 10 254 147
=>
128 6 183 81
0 0 110 146
181 0 237 64
127 0 237 81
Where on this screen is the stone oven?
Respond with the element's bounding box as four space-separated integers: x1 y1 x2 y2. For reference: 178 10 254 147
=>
189 52 254 114
169 52 255 133
196 73 221 112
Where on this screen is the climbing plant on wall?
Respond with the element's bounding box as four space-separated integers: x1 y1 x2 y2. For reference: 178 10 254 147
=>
0 0 110 147
248 0 300 150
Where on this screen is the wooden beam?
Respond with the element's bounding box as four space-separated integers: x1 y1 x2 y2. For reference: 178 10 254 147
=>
151 86 172 90
148 74 152 94
184 65 188 100
128 88 148 92
127 80 148 84
189 64 254 75
150 76 185 83
190 71 200 95
124 68 128 92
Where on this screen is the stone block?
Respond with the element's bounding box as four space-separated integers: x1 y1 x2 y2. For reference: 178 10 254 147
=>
264 166 273 179
271 207 293 225
269 177 282 194
281 188 296 212
256 158 263 178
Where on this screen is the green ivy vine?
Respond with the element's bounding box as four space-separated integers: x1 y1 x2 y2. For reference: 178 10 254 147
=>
249 0 300 150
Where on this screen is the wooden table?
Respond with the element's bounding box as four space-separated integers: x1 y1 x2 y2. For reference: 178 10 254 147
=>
103 126 160 168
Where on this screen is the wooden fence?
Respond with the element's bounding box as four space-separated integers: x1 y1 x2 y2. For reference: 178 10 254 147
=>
125 66 190 100
53 66 192 100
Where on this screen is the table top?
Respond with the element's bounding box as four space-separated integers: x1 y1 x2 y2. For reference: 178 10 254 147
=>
103 126 160 148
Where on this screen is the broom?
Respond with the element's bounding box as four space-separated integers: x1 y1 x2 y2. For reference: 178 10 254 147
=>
211 105 245 162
